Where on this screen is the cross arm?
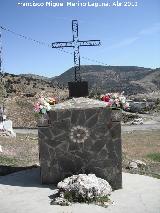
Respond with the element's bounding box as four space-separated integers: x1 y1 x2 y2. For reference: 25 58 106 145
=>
52 41 74 48
79 40 101 47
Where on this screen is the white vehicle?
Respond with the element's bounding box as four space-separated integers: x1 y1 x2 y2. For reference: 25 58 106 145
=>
131 118 143 125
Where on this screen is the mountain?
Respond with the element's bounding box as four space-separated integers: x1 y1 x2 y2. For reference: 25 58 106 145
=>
0 66 160 128
0 72 68 128
52 65 160 95
19 73 50 81
1 72 66 97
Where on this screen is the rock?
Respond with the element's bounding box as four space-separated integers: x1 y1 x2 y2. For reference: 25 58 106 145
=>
33 162 40 167
134 160 146 168
0 145 2 152
0 130 16 137
128 161 138 169
128 160 147 170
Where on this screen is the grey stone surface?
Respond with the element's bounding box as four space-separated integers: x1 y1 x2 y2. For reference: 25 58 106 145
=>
38 98 122 190
1 169 160 213
52 97 109 109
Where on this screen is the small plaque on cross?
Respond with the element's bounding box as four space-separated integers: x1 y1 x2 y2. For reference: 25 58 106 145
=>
52 20 101 98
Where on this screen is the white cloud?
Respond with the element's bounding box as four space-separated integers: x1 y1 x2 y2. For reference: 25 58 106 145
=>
108 36 139 49
105 23 160 51
139 23 160 35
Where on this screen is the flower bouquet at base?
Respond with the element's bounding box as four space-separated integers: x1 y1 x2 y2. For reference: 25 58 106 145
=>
100 92 130 110
34 96 56 115
46 97 57 105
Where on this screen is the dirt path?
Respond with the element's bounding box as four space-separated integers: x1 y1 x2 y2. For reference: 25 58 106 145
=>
122 123 160 132
14 128 38 135
14 122 160 135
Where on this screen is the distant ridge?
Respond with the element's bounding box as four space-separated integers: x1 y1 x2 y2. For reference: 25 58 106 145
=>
1 65 160 96
52 65 160 95
0 66 160 128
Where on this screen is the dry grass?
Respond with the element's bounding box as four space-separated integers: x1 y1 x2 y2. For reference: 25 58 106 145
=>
122 130 160 159
0 134 39 167
122 130 160 177
122 130 160 160
0 130 160 178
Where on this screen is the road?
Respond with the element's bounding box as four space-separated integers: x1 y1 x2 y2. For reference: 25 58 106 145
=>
122 123 160 132
14 128 38 135
14 122 160 135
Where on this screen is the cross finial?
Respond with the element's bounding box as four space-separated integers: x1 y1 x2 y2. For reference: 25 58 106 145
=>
52 20 101 82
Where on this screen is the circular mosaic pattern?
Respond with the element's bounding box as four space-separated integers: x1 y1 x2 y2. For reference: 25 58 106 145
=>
70 125 89 143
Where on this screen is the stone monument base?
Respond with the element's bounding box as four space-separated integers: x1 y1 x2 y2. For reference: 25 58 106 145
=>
38 98 122 190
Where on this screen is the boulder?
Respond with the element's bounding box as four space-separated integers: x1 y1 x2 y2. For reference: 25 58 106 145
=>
128 161 138 169
128 160 146 170
134 160 146 168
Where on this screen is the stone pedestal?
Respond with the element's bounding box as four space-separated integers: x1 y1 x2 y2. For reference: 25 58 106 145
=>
38 98 122 190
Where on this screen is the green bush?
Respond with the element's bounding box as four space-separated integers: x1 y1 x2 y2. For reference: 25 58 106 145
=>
146 153 160 162
64 190 110 207
0 155 20 166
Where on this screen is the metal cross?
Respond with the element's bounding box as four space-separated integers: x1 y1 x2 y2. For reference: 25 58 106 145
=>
52 20 101 81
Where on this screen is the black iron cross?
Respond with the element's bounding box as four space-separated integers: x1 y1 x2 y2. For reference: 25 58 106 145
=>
52 20 101 81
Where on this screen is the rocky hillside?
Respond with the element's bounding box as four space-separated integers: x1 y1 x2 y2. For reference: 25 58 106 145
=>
1 72 67 97
0 65 160 128
52 66 160 95
0 72 68 128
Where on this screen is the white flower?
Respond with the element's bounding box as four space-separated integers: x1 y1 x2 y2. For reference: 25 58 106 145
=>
70 126 89 143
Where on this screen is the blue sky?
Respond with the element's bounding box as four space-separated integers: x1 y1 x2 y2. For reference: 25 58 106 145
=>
0 0 160 77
